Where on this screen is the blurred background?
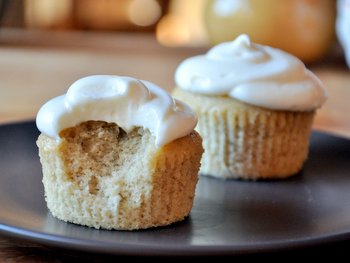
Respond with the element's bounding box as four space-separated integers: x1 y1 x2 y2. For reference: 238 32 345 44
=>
0 0 341 63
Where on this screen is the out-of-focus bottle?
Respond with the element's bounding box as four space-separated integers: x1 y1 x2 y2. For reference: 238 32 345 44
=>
204 0 336 63
337 0 350 67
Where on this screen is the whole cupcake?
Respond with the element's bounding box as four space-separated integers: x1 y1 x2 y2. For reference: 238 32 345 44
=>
173 34 327 180
36 75 203 230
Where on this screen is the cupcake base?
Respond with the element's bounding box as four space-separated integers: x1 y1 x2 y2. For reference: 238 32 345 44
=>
37 121 203 230
173 88 315 180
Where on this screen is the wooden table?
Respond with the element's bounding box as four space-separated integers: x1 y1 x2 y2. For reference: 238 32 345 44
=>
0 29 350 261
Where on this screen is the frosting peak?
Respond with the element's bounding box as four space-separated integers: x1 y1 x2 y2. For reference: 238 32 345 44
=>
36 75 197 146
207 34 267 62
175 35 327 111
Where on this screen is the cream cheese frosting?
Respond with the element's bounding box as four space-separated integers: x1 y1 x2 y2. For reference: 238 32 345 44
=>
175 34 327 111
36 75 197 146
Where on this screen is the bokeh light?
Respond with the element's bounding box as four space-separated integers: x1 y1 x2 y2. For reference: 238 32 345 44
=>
128 0 162 27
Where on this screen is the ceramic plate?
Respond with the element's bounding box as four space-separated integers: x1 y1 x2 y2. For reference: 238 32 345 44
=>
0 121 350 256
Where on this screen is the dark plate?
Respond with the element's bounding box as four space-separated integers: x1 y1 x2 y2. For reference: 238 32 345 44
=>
0 121 350 256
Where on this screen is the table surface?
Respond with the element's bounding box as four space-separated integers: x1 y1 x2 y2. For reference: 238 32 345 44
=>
0 28 350 261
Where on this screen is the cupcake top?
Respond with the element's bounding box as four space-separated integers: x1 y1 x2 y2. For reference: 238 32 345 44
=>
175 34 327 111
36 75 197 146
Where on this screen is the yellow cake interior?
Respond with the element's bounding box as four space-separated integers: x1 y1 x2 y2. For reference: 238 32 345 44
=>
37 120 203 230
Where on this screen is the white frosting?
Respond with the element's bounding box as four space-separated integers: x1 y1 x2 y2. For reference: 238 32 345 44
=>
337 0 350 68
36 75 197 147
175 34 327 111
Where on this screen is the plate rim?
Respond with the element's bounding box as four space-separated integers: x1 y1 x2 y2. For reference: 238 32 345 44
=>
1 221 350 256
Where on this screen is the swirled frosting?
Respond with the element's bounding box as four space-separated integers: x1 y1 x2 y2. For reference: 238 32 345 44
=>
36 75 197 146
175 34 327 111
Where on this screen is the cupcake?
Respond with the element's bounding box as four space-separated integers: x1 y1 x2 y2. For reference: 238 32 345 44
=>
36 75 203 230
173 34 327 180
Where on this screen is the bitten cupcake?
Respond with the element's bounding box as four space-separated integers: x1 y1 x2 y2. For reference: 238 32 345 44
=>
173 34 327 180
36 75 203 230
